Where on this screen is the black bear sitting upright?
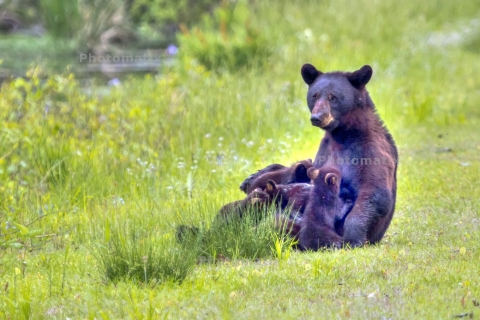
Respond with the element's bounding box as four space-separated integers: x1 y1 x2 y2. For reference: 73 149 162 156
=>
301 63 398 247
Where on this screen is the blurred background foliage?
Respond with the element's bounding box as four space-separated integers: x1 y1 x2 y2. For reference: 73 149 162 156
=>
1 0 269 76
177 0 270 72
130 0 218 36
0 0 219 42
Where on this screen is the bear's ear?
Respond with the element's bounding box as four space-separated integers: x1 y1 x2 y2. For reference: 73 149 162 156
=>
293 163 308 181
266 180 277 192
307 167 319 180
347 65 373 89
324 173 338 186
301 64 322 85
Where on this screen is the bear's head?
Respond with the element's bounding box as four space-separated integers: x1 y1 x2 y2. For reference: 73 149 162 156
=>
239 160 313 194
291 159 313 183
301 64 373 130
307 167 341 196
264 180 287 206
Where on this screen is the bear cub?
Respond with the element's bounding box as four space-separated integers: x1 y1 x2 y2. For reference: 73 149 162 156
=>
299 167 343 250
239 159 313 194
262 180 312 239
216 187 271 222
263 180 312 214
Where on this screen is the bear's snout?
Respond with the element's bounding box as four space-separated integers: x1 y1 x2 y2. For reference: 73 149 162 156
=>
310 112 334 128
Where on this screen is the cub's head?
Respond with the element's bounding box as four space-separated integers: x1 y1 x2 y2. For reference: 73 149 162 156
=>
307 167 341 194
292 159 313 183
263 180 291 208
301 64 373 130
239 160 313 194
264 179 282 198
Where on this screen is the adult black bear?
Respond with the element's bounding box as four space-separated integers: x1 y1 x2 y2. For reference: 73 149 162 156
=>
301 63 398 247
299 167 343 250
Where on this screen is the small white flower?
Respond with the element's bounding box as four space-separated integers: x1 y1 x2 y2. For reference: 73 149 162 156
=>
146 163 156 173
112 197 125 206
304 28 313 39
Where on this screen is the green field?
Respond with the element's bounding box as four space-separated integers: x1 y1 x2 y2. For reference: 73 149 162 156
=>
1 0 480 318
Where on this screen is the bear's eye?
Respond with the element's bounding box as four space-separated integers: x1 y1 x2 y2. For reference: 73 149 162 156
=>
312 93 319 100
329 94 337 101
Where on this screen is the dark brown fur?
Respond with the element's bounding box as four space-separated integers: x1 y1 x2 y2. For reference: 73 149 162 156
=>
239 160 313 194
299 167 343 250
263 181 312 214
216 188 271 222
263 181 312 239
301 64 398 247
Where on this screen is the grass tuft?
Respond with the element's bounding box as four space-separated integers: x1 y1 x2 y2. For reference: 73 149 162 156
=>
92 218 198 285
192 206 297 261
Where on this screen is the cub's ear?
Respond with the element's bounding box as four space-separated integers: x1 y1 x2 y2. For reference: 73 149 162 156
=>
347 65 373 89
324 173 338 186
265 180 277 192
301 64 322 85
293 163 308 182
297 159 313 168
307 167 319 180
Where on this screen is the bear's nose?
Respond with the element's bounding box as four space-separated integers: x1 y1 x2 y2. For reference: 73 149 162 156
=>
311 112 333 128
310 113 323 126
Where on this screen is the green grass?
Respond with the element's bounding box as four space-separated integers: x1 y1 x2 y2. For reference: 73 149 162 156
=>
0 35 77 77
1 0 480 318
